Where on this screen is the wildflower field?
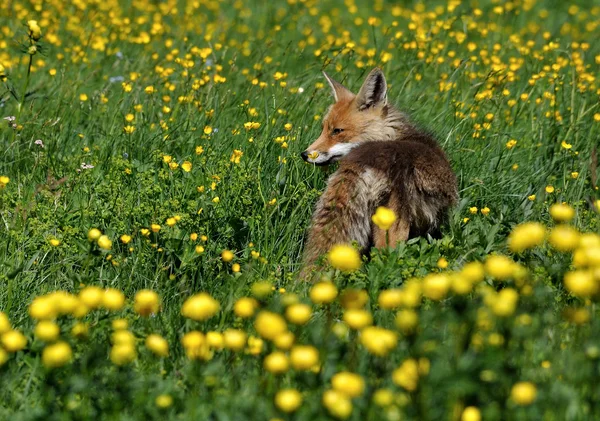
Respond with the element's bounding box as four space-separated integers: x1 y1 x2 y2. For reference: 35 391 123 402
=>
1 0 600 419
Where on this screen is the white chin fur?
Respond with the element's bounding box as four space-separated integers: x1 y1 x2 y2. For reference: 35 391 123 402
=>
306 142 361 164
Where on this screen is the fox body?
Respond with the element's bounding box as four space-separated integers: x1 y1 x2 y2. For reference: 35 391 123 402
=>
300 68 458 277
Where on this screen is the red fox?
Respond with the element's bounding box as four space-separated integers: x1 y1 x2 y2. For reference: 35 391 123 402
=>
300 68 458 278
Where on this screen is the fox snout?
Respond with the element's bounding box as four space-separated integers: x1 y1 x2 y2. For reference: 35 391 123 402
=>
302 141 361 166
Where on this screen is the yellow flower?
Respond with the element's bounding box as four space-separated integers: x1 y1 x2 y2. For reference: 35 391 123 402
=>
125 113 135 122
545 185 555 193
285 304 312 325
110 343 137 365
481 207 490 215
181 293 220 321
49 238 61 247
485 255 516 280
123 125 135 134
181 161 192 172
328 244 361 272
103 288 125 311
564 270 597 298
490 288 519 317
264 351 289 374
0 312 10 334
528 194 536 201
0 175 9 187
79 93 88 102
506 139 517 149
378 289 402 309
309 282 338 304
1 330 27 352
322 389 353 419
461 406 482 421
0 64 7 82
195 146 204 155
145 334 169 357
369 389 392 409
510 382 537 406
392 358 420 392
151 224 161 233
255 311 287 340
274 389 302 413
71 322 89 338
549 225 580 252
469 207 478 214
549 203 575 222
284 123 293 131
233 297 258 319
223 329 247 351
144 86 155 94
206 331 224 350
331 372 365 398
273 331 295 350
134 290 160 316
120 234 132 244
395 309 419 334
42 341 73 368
203 126 212 135
360 326 397 356
561 140 572 149
79 286 104 309
571 172 579 179
437 257 449 269
220 250 234 262
422 273 451 300
290 345 319 370
27 20 42 40
97 235 112 250
230 149 243 164
34 321 60 342
371 206 396 230
29 296 57 320
155 394 173 408
507 222 546 253
166 217 176 227
343 309 373 329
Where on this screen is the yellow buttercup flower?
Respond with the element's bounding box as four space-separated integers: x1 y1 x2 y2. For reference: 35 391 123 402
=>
42 341 73 368
263 351 289 374
145 334 169 357
331 372 365 397
290 345 319 370
181 293 220 321
309 282 338 304
549 203 575 222
510 382 537 406
134 289 160 316
1 330 27 352
371 206 396 230
328 244 361 272
274 389 302 413
255 311 287 340
507 222 546 253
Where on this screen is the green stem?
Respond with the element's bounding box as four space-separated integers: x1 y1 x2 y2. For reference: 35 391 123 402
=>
12 43 34 146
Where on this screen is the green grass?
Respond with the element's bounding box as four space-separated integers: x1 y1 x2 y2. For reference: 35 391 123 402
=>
1 0 600 419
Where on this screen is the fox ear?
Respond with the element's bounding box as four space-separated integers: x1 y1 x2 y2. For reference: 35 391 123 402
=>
356 68 387 110
323 71 354 102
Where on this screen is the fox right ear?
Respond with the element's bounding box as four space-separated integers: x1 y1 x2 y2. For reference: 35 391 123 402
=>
356 68 387 110
323 72 354 102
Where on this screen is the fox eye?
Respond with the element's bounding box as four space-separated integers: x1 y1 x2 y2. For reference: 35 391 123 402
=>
331 128 344 135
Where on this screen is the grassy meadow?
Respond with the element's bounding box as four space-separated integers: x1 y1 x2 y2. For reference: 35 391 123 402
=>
1 0 600 419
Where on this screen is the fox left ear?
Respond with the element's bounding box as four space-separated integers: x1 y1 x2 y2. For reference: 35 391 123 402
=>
356 68 387 111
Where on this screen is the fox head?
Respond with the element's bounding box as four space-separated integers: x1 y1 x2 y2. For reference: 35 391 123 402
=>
301 68 403 166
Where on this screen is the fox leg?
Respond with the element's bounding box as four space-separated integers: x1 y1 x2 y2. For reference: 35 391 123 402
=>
372 195 410 248
301 165 384 280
